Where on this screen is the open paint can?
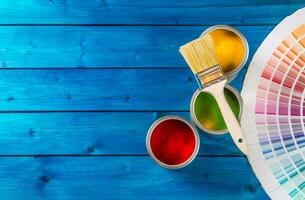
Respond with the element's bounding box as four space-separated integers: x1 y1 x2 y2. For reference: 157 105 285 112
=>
190 84 243 135
146 116 200 169
200 25 249 82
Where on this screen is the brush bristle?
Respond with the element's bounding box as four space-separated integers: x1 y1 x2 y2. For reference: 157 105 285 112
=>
179 35 219 74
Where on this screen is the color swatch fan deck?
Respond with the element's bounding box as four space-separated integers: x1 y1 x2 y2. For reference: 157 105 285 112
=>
242 8 305 200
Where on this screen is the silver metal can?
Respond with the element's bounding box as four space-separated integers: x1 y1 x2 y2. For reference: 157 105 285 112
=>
146 115 200 169
200 25 249 82
190 84 243 135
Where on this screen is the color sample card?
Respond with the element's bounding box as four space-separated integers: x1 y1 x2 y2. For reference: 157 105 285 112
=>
242 8 305 200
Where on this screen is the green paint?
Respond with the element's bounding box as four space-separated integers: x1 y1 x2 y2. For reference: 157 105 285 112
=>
194 88 240 131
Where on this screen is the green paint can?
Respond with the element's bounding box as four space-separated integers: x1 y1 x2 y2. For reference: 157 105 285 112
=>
190 84 243 135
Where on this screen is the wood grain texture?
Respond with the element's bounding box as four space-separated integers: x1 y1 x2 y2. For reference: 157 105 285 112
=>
0 68 245 111
0 156 268 199
0 26 270 68
0 112 241 156
0 0 302 25
0 1 299 199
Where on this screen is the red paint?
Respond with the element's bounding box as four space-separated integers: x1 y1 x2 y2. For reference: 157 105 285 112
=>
150 119 196 166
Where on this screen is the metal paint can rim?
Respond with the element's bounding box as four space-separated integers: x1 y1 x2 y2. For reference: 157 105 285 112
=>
190 84 243 135
146 115 200 169
200 25 249 80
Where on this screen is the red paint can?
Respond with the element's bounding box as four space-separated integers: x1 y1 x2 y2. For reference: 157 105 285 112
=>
146 116 200 169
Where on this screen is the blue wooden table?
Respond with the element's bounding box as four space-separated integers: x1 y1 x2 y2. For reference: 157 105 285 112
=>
0 1 305 199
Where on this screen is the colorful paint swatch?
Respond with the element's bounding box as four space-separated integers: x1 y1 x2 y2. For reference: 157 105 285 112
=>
242 8 305 200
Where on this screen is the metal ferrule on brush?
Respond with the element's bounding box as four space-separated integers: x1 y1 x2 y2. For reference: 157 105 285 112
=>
195 64 227 90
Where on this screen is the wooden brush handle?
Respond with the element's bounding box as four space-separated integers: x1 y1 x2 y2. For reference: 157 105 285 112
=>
204 80 248 155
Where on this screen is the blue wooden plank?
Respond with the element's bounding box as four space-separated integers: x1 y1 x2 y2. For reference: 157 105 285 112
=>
0 156 268 199
0 0 301 25
0 112 241 156
0 68 247 111
0 26 271 68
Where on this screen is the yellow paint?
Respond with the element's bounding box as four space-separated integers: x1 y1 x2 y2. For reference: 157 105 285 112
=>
210 29 245 73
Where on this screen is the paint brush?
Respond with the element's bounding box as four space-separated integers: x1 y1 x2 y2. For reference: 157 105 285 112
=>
179 35 248 155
